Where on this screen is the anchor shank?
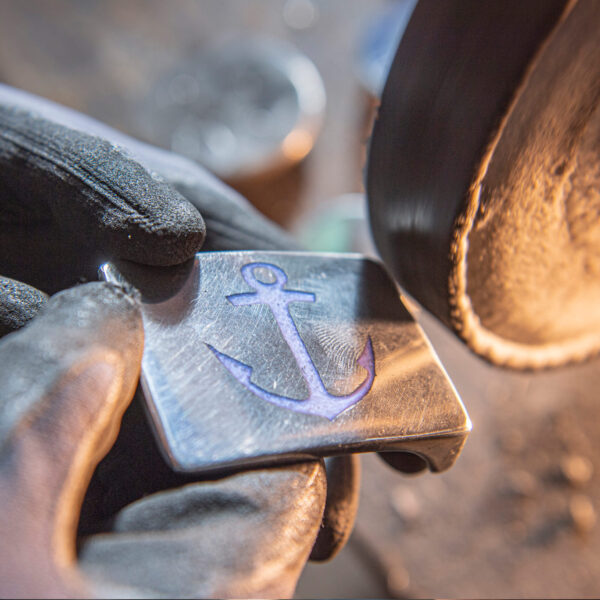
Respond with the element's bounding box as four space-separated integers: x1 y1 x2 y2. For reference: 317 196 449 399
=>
269 302 328 398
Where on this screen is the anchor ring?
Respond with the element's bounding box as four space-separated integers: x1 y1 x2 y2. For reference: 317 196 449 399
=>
241 262 288 289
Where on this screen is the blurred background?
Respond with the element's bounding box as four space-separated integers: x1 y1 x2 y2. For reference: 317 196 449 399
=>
0 1 598 597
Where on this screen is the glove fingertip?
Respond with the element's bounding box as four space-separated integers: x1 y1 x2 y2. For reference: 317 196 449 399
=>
0 277 48 337
115 201 206 267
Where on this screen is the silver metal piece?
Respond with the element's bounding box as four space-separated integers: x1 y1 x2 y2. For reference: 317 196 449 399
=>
100 251 470 474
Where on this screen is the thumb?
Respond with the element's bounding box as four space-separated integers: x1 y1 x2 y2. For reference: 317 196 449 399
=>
0 282 143 598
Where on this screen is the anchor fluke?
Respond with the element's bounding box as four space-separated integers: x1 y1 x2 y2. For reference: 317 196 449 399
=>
206 344 254 386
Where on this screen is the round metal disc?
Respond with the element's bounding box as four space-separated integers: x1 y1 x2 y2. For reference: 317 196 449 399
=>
138 39 325 181
366 0 600 368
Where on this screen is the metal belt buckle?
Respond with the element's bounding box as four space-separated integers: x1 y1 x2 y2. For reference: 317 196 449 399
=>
100 251 470 474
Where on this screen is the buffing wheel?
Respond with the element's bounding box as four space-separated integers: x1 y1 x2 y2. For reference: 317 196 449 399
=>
368 0 600 368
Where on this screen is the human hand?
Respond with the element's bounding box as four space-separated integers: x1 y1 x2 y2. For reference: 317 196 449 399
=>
0 86 357 598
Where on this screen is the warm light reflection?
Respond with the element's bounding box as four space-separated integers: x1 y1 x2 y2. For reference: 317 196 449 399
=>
282 129 314 161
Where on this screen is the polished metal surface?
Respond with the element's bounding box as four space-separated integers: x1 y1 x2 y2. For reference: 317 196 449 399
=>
101 251 470 474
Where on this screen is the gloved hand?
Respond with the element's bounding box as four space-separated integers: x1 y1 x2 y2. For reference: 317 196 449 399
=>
0 85 359 598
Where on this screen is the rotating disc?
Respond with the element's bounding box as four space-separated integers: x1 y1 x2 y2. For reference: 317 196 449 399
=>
367 0 600 368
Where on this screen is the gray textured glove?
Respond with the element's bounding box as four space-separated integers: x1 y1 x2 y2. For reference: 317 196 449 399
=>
0 86 358 598
0 83 295 326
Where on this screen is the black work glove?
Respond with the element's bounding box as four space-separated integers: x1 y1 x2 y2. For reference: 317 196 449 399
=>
0 85 358 598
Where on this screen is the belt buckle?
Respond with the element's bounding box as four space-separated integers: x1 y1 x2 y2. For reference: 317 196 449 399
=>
100 251 470 474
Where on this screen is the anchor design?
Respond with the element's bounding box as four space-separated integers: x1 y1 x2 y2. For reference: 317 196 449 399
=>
207 262 375 420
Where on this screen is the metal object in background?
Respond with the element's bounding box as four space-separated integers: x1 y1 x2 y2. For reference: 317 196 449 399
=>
101 251 470 474
137 38 325 181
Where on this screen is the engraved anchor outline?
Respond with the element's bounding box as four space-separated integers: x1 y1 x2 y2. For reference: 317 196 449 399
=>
207 262 375 420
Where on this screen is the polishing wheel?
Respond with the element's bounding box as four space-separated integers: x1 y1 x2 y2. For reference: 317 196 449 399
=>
368 0 600 369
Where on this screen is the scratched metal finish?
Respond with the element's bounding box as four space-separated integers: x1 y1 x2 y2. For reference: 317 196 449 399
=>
101 252 470 474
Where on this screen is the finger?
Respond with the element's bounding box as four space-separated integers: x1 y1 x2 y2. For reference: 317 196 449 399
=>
0 84 300 255
0 103 205 292
310 455 361 562
79 461 327 599
0 275 47 337
378 451 429 474
174 178 301 252
0 282 143 598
